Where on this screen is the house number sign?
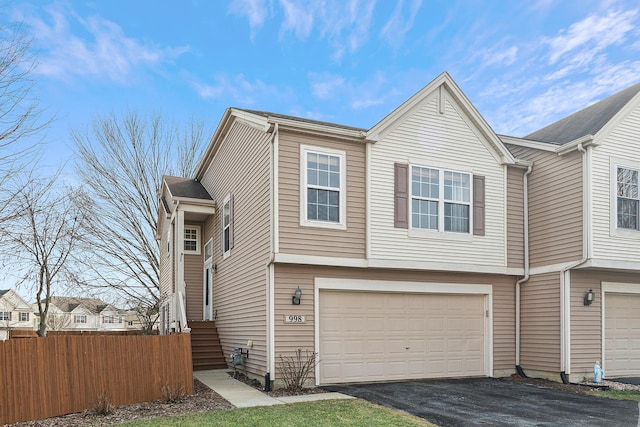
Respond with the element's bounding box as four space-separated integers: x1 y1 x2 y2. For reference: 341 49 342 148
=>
285 315 306 323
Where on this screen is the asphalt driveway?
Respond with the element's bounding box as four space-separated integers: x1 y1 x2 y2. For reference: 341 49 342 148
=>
323 377 639 426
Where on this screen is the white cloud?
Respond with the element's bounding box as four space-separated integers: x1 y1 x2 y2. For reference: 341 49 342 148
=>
380 0 422 48
228 0 270 38
22 4 187 83
308 73 346 99
481 45 518 67
280 0 314 40
546 9 637 64
192 74 282 105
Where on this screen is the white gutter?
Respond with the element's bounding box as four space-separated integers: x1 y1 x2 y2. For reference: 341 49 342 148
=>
267 123 279 384
515 164 533 368
559 143 591 380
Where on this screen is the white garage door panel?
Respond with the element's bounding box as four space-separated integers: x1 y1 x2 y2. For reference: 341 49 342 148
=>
319 291 486 384
605 293 640 377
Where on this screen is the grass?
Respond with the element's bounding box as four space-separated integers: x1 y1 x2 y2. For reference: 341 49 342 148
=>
591 389 640 401
119 399 436 427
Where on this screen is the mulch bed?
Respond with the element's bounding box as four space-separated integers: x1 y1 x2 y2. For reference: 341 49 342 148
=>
228 371 328 397
7 379 233 427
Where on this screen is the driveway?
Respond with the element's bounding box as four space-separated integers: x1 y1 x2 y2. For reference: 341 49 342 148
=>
323 377 639 426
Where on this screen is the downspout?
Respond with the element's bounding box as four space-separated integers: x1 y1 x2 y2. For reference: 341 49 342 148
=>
515 164 532 377
559 142 590 383
266 123 279 392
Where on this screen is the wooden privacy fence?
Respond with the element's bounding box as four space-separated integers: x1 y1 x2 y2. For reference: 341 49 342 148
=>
0 334 193 425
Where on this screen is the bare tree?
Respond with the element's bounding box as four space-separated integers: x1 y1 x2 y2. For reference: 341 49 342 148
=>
71 112 205 309
0 177 85 336
46 312 72 331
0 21 49 221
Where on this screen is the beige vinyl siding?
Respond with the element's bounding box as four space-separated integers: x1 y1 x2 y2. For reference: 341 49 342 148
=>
274 264 516 379
591 104 640 260
520 272 561 371
184 226 204 320
506 166 524 268
278 130 366 258
506 145 583 267
369 88 507 266
158 219 173 297
199 120 272 376
570 270 640 374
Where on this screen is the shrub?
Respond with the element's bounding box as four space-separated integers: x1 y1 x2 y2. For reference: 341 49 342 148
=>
161 383 186 403
278 349 319 392
93 394 114 416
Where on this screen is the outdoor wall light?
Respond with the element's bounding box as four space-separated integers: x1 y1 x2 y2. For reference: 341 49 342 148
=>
584 289 594 306
292 287 302 305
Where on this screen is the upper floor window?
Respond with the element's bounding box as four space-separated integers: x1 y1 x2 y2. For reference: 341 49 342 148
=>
300 145 346 229
0 312 11 321
411 166 471 233
74 314 87 324
103 315 115 324
19 312 29 322
184 226 201 254
617 166 639 230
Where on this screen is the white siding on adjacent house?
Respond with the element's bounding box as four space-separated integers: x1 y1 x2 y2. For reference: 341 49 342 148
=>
369 88 507 266
591 104 640 261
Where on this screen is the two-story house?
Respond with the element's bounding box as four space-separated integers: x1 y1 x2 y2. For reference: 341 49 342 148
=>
0 289 36 340
502 81 640 382
45 297 128 332
158 72 536 387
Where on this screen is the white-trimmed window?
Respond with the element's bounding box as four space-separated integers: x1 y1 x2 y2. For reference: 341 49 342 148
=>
617 166 640 230
411 166 471 233
74 314 87 324
222 194 233 258
204 239 213 263
184 226 201 254
300 145 346 229
0 312 11 321
19 312 29 322
166 229 171 257
103 315 115 324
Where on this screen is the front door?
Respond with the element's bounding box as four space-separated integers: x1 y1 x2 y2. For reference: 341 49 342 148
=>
203 263 213 320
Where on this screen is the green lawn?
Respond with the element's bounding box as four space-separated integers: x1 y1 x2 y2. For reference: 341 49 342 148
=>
592 389 640 401
119 399 436 427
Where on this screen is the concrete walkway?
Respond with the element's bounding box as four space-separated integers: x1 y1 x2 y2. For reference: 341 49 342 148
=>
193 369 353 408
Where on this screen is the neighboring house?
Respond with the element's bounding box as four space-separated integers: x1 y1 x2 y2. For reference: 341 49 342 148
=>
0 289 36 340
158 72 640 387
44 297 128 332
502 81 640 382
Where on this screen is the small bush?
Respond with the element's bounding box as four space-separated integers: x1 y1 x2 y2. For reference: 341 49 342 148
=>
161 383 186 403
278 349 319 393
93 394 114 415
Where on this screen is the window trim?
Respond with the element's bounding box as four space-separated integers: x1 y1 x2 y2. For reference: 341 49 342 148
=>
611 159 640 238
0 311 11 321
74 314 87 324
408 163 473 235
614 163 640 232
222 194 232 259
19 312 29 322
299 144 347 230
184 225 201 255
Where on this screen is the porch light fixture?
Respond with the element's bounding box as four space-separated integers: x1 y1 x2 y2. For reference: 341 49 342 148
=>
584 289 594 306
292 287 302 305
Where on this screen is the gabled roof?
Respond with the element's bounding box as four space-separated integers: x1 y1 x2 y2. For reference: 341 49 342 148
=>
238 109 367 132
367 72 516 165
525 82 640 145
164 176 213 201
48 297 118 315
0 290 9 298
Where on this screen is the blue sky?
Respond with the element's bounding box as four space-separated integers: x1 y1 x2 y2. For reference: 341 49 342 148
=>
3 0 640 175
2 0 640 300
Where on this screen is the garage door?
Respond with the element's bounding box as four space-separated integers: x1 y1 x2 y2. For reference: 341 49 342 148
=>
319 291 486 384
605 293 640 377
